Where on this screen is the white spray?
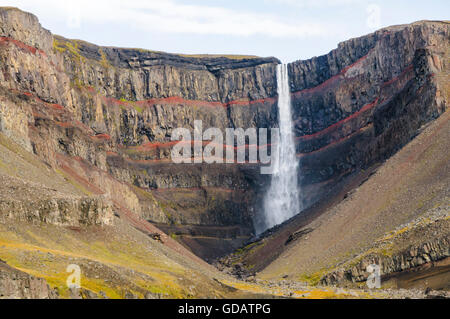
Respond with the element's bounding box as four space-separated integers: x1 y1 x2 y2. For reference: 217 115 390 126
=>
262 64 301 232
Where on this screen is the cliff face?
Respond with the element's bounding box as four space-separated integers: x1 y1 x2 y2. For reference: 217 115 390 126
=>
0 259 58 299
0 7 280 259
0 7 448 260
286 20 449 213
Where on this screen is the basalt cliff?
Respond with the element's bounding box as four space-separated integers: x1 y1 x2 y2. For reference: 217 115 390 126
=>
0 7 448 298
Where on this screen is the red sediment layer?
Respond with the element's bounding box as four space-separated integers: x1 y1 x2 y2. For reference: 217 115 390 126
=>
295 62 413 142
152 186 237 193
292 74 342 97
341 52 371 75
74 120 94 134
296 98 379 142
292 49 374 97
17 90 66 113
227 97 277 107
56 163 104 195
54 121 73 128
152 187 204 193
134 140 182 150
106 151 119 156
136 96 224 108
51 103 65 110
92 133 111 140
296 124 373 158
132 140 272 152
54 153 211 267
85 86 96 93
294 61 418 156
112 154 261 165
103 93 277 110
381 64 414 88
0 37 46 56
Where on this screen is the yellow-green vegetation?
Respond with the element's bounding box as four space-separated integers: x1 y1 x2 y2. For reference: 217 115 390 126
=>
178 54 259 60
298 269 329 286
131 184 156 201
228 240 266 270
234 241 262 256
130 185 178 225
316 206 450 283
220 279 375 299
0 131 229 299
134 105 144 113
220 279 283 297
156 201 179 225
54 168 93 196
0 133 41 170
98 48 111 69
292 288 370 299
118 98 144 114
53 37 119 93
53 38 87 89
0 220 223 299
53 38 86 63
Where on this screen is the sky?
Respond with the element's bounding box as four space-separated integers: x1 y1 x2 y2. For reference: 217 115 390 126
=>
0 0 448 62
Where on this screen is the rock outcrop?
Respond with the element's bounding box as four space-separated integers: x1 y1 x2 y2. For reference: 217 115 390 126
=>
0 6 448 259
0 259 58 299
286 21 449 214
321 208 450 287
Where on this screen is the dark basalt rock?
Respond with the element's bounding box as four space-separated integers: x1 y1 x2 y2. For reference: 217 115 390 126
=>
0 7 447 260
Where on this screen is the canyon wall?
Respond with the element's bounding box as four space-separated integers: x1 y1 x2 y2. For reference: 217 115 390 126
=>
0 7 448 259
0 7 279 259
287 20 448 212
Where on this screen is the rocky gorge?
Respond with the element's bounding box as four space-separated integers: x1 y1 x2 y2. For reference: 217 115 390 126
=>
0 7 448 298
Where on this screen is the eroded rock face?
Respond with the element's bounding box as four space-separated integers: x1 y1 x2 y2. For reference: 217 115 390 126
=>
0 260 58 299
321 237 450 287
56 35 280 103
287 21 449 211
0 7 279 258
0 197 114 226
0 7 447 259
0 7 52 52
320 214 450 287
0 173 114 227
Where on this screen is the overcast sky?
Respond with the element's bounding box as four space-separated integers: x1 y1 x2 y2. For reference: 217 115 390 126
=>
1 0 448 62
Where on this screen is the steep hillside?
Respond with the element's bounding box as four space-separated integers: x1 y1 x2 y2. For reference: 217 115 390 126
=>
0 129 232 298
0 7 448 299
0 7 280 258
284 20 449 228
221 108 449 290
0 7 448 259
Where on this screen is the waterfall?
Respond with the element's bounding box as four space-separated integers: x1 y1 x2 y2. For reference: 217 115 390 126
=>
261 64 301 232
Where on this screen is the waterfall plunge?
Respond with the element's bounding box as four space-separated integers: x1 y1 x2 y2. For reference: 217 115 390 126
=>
261 64 301 232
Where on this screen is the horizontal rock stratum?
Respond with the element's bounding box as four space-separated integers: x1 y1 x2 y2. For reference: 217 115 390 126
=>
0 7 448 298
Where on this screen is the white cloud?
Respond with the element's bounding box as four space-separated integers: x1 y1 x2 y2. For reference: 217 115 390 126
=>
1 0 340 38
265 0 362 8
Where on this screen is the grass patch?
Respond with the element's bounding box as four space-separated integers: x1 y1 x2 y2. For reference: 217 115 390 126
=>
178 54 259 60
0 221 196 299
298 270 327 286
54 168 92 196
